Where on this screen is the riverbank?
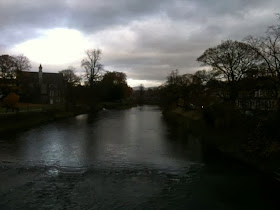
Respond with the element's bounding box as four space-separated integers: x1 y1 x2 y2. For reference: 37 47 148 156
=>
0 101 137 135
0 110 75 135
163 107 280 184
0 102 95 135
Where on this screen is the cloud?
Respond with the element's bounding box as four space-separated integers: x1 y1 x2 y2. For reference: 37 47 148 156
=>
1 0 280 86
11 28 90 65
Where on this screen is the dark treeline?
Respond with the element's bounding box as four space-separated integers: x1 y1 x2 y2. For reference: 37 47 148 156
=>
62 70 133 111
159 16 280 111
0 49 133 112
155 16 280 161
63 49 133 110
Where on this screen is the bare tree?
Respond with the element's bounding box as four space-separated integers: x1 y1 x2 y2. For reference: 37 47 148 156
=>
0 54 16 79
194 69 216 85
81 49 103 87
14 54 31 72
245 25 280 78
166 69 181 85
59 67 81 87
197 40 261 100
197 40 261 82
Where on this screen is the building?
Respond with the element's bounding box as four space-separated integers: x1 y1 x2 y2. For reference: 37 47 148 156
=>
235 77 279 111
18 64 64 104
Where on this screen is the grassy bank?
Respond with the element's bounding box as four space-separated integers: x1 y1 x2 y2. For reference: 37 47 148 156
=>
0 110 74 135
0 102 95 135
0 101 136 135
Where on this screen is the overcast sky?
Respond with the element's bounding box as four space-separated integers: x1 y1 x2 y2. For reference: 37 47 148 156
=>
1 0 279 87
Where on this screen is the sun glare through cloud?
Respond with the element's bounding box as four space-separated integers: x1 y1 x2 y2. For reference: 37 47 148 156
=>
12 28 90 65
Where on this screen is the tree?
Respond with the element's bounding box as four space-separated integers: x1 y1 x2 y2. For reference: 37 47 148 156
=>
102 71 127 85
14 54 31 72
0 54 16 79
194 69 216 85
2 92 19 112
245 24 280 79
81 49 103 87
243 18 280 109
0 54 31 80
166 69 181 85
59 67 81 87
59 67 81 108
197 40 261 101
138 84 145 105
139 84 145 95
100 71 132 101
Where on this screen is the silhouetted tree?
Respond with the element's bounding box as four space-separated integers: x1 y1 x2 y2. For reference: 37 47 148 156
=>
161 70 190 108
81 49 103 87
14 54 31 73
194 69 216 85
100 71 132 101
0 54 31 80
139 84 144 95
197 40 261 101
0 54 16 79
245 25 280 79
166 69 181 85
59 67 81 87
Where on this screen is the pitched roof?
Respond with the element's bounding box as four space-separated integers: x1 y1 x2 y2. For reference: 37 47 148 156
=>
18 71 64 87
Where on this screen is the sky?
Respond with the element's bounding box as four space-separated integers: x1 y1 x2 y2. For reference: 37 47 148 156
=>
0 0 279 87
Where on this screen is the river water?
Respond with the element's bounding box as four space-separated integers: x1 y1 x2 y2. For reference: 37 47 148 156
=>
0 106 277 209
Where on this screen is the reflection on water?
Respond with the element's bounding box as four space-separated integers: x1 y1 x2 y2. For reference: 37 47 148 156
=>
0 106 277 209
0 106 202 171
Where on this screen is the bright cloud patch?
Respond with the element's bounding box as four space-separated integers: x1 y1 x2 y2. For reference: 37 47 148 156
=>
12 28 90 65
127 79 163 88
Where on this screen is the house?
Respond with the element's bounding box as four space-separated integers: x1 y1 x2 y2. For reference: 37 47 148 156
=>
235 77 279 111
236 89 277 111
18 64 64 104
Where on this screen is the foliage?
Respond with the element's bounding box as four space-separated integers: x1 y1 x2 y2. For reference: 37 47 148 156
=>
197 40 261 83
245 25 280 79
2 92 20 111
0 54 16 79
99 71 132 101
14 54 31 72
59 67 81 87
197 40 262 101
194 69 216 85
0 54 31 80
160 69 219 109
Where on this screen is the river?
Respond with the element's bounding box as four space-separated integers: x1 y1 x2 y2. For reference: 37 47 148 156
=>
0 106 277 209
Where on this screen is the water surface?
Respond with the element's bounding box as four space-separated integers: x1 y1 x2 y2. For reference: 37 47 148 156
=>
0 106 276 209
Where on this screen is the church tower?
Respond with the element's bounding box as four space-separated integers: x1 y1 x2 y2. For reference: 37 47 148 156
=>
38 64 43 85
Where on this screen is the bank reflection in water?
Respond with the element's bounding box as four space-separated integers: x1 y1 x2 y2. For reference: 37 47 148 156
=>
15 106 202 169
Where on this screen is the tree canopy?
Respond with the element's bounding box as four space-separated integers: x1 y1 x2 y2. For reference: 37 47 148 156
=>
245 24 280 79
100 71 132 101
59 67 81 87
197 40 261 83
0 55 16 79
0 54 31 79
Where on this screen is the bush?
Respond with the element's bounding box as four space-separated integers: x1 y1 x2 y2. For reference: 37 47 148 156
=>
2 92 19 112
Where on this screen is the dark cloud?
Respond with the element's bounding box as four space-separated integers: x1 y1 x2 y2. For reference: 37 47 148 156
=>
1 0 280 86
